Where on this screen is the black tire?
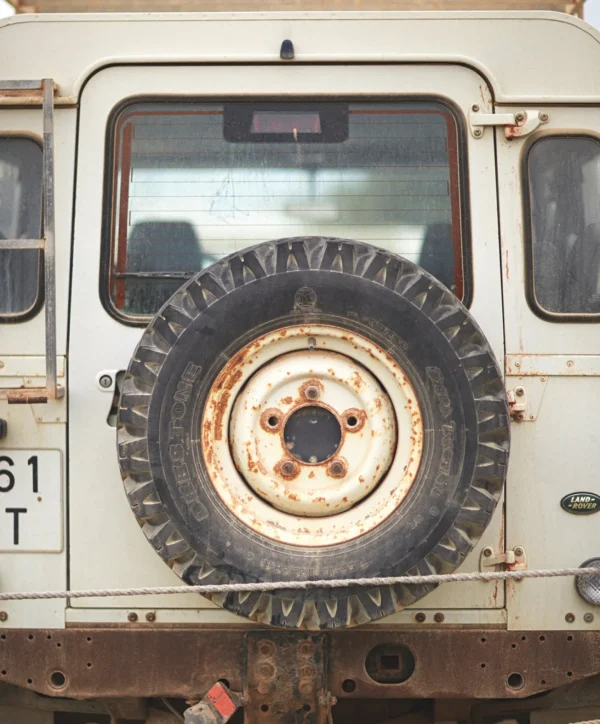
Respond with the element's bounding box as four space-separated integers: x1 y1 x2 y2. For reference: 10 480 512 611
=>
117 237 509 630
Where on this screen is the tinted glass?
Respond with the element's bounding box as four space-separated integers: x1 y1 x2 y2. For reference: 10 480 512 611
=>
528 136 600 315
108 101 466 317
0 138 43 319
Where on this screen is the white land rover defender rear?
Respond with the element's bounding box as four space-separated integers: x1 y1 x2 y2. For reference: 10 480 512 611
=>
1 8 600 724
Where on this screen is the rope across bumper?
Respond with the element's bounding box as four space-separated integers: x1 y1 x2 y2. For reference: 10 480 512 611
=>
1 566 599 601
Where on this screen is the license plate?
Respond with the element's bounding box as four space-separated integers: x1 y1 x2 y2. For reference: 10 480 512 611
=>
0 450 62 552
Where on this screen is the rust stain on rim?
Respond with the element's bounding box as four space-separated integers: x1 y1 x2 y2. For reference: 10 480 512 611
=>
200 324 424 547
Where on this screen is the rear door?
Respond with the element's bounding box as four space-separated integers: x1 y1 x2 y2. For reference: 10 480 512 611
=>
69 63 505 622
498 109 600 631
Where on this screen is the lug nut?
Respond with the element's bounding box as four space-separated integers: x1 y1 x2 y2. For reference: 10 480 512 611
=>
280 460 299 478
328 459 347 478
300 380 323 400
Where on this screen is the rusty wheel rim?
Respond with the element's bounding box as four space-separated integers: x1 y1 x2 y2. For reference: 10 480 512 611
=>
201 325 423 546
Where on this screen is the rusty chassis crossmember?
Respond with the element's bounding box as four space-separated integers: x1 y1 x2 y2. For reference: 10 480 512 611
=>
0 627 599 720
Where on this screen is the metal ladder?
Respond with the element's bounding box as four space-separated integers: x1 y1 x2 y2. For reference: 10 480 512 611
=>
0 79 62 403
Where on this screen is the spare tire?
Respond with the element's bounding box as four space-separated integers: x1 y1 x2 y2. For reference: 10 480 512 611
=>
117 237 509 629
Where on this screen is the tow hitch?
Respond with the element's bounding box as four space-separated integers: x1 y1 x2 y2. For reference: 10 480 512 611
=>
184 632 335 723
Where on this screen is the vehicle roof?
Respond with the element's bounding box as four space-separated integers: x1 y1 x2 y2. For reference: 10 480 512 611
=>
1 11 599 103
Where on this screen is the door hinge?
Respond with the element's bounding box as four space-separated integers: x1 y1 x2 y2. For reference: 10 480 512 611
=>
480 546 527 571
470 106 549 139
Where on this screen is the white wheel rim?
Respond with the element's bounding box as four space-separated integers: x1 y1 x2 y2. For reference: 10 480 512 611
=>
202 325 423 547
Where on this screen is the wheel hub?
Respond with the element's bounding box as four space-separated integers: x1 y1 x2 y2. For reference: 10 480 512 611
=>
230 350 396 516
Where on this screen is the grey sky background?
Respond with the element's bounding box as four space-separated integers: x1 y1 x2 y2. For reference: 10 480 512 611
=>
1 0 600 22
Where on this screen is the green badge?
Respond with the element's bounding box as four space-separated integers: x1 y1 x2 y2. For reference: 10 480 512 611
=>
561 492 600 515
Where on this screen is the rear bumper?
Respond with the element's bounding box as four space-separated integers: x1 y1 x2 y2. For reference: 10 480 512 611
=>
2 627 599 700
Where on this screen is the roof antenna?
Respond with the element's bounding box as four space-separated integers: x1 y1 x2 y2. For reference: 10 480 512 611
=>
280 39 295 60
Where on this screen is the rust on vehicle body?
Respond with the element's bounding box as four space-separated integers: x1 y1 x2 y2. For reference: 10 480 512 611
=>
1 628 599 702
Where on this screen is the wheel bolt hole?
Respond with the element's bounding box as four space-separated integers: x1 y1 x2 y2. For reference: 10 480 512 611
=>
342 679 356 693
347 416 358 427
305 386 319 400
268 416 279 428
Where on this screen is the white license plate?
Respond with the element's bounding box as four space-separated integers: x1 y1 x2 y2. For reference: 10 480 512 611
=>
0 450 62 552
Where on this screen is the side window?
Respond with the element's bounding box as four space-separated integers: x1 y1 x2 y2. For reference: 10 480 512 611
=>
105 100 469 320
0 137 43 321
526 136 600 317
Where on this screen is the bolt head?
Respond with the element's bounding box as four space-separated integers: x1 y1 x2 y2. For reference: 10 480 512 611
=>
539 112 549 122
305 386 320 400
328 459 347 478
471 104 480 112
584 613 594 623
127 612 138 622
515 388 524 397
415 612 426 623
473 128 483 138
0 612 7 622
514 546 524 557
515 112 525 123
99 374 113 389
565 613 575 624
483 547 493 557
434 612 445 623
280 461 298 478
145 612 156 622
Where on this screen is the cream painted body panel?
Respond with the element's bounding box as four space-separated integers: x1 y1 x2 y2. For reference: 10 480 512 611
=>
497 106 600 631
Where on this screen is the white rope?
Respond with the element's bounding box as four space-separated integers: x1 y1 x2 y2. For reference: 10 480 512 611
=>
570 721 600 724
0 566 598 601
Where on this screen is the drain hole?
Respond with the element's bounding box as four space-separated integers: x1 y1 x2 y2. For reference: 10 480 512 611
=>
49 671 66 689
342 679 356 693
366 644 415 684
507 672 524 690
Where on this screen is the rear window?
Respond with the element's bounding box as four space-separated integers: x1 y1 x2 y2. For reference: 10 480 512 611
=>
0 137 43 321
526 135 600 318
104 100 468 319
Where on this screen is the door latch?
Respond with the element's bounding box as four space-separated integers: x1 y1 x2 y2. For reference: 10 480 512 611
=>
480 546 527 571
507 386 528 421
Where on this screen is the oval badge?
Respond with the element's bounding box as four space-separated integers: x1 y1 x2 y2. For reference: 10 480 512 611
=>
561 492 600 515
